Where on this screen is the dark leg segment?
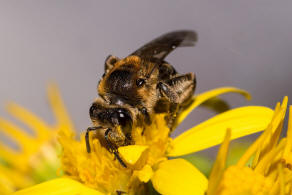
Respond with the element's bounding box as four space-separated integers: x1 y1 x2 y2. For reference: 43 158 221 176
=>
86 126 102 153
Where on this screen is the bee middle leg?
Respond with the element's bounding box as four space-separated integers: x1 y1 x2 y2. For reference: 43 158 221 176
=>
104 128 127 168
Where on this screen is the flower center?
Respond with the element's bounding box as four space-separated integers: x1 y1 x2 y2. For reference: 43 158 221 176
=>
218 166 272 195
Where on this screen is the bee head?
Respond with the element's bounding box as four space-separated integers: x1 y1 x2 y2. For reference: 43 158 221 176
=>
89 103 133 134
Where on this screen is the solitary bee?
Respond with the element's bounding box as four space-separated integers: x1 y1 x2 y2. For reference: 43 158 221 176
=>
86 30 197 167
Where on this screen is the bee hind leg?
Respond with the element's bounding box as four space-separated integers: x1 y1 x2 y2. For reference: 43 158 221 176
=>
104 128 127 168
158 73 196 129
85 126 102 153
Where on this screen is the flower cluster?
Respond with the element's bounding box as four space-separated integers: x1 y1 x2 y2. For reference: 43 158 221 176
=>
57 86 274 195
0 85 71 194
208 97 292 195
0 84 288 195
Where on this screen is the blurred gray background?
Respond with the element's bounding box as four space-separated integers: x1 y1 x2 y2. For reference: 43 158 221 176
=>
0 0 292 137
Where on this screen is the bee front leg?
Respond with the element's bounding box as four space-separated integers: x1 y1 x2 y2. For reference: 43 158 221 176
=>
104 128 127 168
85 126 102 153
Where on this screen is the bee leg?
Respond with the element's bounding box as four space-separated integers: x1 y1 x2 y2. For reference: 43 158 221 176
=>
166 73 196 106
158 73 196 129
157 82 179 103
158 73 196 105
157 82 179 129
168 103 179 129
104 55 120 73
157 82 179 104
139 107 151 125
85 126 102 153
104 128 127 168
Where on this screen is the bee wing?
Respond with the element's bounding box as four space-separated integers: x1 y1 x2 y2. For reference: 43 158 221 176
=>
131 30 197 61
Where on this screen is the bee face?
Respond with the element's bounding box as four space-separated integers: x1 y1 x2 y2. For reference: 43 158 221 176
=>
89 101 133 131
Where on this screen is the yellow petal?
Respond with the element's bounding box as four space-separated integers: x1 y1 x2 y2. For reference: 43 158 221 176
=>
151 159 207 195
0 165 33 189
0 117 32 150
278 163 285 195
0 142 22 170
0 172 15 195
168 106 273 157
13 178 104 195
207 129 231 195
254 138 286 174
176 87 250 126
118 145 148 166
47 84 75 134
137 165 153 183
250 97 287 168
282 104 292 168
6 102 51 140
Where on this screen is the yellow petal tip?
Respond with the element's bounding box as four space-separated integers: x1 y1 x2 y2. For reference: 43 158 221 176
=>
118 145 148 165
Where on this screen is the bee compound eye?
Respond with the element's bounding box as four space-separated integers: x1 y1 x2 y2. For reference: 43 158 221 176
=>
136 78 145 87
89 104 97 118
116 109 132 129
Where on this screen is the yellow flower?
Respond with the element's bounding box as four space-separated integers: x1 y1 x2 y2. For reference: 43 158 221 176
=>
207 96 292 195
58 87 273 195
0 84 74 194
2 85 274 195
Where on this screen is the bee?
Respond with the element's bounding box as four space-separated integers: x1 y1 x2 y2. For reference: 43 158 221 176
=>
86 30 197 167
